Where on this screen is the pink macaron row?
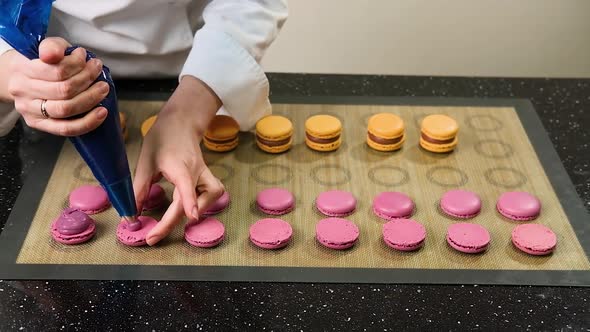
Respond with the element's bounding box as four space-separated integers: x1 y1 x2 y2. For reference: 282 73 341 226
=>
440 190 542 222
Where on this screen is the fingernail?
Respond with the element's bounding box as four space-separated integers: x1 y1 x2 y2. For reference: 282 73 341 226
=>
98 82 109 93
192 206 199 220
95 59 103 68
146 235 162 246
97 108 108 119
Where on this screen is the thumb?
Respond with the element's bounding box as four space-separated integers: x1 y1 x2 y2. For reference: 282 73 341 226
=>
39 37 71 64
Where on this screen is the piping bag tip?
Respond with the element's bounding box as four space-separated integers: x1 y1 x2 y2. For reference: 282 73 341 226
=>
123 216 142 232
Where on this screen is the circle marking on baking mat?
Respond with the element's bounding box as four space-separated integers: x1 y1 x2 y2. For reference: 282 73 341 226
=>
466 114 503 131
251 164 293 185
208 163 235 182
426 166 468 187
368 165 409 187
484 167 527 189
310 164 351 186
474 139 514 159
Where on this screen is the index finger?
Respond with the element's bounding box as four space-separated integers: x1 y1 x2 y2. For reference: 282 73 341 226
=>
146 190 184 246
23 47 88 82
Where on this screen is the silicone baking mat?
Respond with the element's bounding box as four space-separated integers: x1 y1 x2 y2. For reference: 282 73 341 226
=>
1 96 589 286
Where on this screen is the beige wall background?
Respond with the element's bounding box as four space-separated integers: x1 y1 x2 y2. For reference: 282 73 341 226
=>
261 0 590 78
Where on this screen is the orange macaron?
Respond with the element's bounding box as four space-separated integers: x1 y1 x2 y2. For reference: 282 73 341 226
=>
366 113 405 151
203 115 240 152
419 114 459 153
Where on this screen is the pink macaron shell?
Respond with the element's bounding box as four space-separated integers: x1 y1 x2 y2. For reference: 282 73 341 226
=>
372 192 415 220
511 224 557 256
142 183 167 211
116 216 158 247
185 217 225 248
203 191 230 216
496 191 541 221
315 218 359 250
440 189 482 219
446 223 490 254
382 219 426 251
316 190 357 217
249 218 293 249
69 185 111 214
256 188 295 215
50 209 96 245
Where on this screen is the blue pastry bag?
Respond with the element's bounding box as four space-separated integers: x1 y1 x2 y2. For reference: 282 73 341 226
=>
0 0 137 219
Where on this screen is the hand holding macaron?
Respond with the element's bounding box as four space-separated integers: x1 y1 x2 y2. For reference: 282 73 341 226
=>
133 76 226 246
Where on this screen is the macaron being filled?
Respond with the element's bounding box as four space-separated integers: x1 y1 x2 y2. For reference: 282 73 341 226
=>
440 190 482 219
50 208 96 245
249 218 293 249
372 192 415 220
367 113 405 151
256 188 295 215
446 223 490 254
141 115 157 137
496 191 541 221
203 115 240 152
69 185 111 215
116 216 158 247
382 219 426 251
255 115 293 153
315 218 359 250
185 217 225 248
420 114 459 153
305 115 342 152
315 190 356 217
511 224 557 256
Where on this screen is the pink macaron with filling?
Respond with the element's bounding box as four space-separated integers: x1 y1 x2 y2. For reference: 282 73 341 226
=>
446 223 490 254
382 219 426 251
249 218 293 249
142 183 168 211
496 191 541 221
203 191 230 216
185 217 225 248
372 192 414 220
440 189 482 219
316 218 360 250
256 188 295 215
69 185 111 214
50 208 96 245
315 190 357 217
116 216 158 247
511 223 557 256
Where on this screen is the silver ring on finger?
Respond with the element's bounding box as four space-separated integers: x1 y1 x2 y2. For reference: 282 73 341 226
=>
40 99 50 119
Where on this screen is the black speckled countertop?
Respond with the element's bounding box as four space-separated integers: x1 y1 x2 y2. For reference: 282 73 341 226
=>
0 74 589 331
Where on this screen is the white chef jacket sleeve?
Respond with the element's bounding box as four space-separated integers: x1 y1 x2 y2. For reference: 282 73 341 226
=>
0 38 19 137
179 0 288 131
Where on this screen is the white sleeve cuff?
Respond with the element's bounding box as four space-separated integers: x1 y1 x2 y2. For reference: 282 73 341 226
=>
0 38 14 56
179 26 271 131
0 102 20 137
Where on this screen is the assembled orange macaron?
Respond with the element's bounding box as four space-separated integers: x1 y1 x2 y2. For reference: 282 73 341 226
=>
366 113 405 151
305 115 342 152
255 115 293 153
419 114 459 153
141 115 157 137
203 115 240 152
